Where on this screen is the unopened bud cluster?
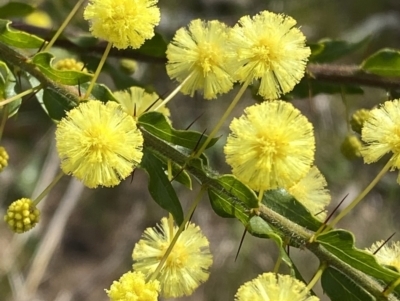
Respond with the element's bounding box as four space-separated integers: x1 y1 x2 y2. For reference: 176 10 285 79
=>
4 198 40 233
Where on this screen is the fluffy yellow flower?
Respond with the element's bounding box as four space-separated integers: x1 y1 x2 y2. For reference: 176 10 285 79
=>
4 198 40 233
366 240 400 272
55 100 143 188
361 99 400 183
106 271 160 301
132 217 213 298
24 10 52 28
166 19 236 99
287 166 331 221
114 87 170 118
84 0 160 49
224 100 315 191
230 11 310 100
235 272 319 301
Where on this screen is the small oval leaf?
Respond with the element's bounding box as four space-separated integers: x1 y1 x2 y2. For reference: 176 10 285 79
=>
140 149 184 225
0 19 44 48
139 111 218 150
321 267 375 301
316 229 400 293
361 48 400 76
32 52 92 85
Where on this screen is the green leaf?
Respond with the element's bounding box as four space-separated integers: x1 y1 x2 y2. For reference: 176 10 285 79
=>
207 187 250 224
80 82 119 103
42 87 77 120
139 111 218 150
316 230 400 292
261 189 323 232
150 151 192 190
140 149 184 225
0 19 44 48
136 32 167 59
0 61 22 117
31 52 92 85
321 267 375 301
361 48 400 76
0 2 34 18
309 38 369 63
247 216 294 273
214 175 258 209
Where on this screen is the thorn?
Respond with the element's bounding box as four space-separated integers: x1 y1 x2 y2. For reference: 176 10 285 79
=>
144 95 162 113
324 193 349 224
373 233 396 255
235 228 247 262
192 128 207 153
24 88 41 102
185 112 204 130
169 165 185 183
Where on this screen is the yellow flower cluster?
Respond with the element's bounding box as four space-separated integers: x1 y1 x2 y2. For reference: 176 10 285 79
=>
84 0 160 49
0 146 9 172
55 100 144 188
114 86 170 119
4 198 40 233
106 271 160 301
133 217 212 298
235 272 319 301
224 100 315 191
166 10 310 100
54 58 87 72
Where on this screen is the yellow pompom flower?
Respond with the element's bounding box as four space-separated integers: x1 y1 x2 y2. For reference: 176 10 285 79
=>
132 217 213 298
166 19 236 99
235 272 319 301
229 11 311 100
0 146 9 172
287 166 331 221
106 271 160 301
114 87 170 119
55 100 143 188
54 58 87 72
84 0 160 49
361 99 400 183
224 100 315 192
4 198 40 233
366 240 400 272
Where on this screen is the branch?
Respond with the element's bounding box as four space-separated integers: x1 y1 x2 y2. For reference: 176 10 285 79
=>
307 64 400 90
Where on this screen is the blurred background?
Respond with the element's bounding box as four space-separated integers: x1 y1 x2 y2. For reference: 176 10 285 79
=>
1 0 400 300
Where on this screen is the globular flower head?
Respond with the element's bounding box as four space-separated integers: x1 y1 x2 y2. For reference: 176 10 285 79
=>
0 146 9 172
341 135 362 160
106 270 160 301
54 58 87 72
55 100 144 188
224 100 315 191
4 198 40 233
132 217 213 298
235 272 319 301
366 240 400 272
114 87 170 119
287 166 331 221
166 19 236 99
230 10 311 100
361 99 400 183
84 0 160 49
350 108 370 134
